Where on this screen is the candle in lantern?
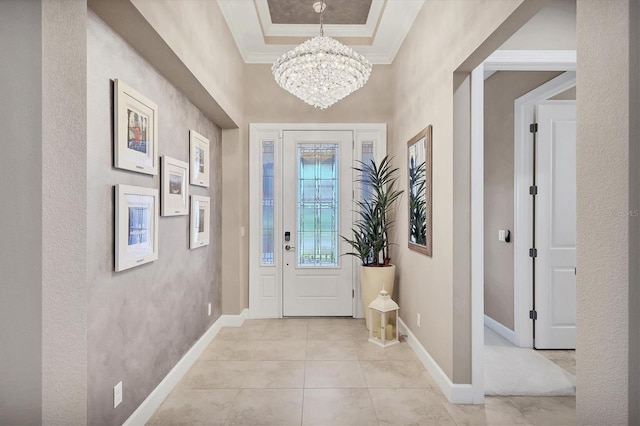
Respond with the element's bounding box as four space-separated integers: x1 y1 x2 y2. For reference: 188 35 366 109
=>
385 323 394 341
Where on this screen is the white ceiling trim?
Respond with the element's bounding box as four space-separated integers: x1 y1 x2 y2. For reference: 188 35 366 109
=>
255 0 384 38
217 0 424 65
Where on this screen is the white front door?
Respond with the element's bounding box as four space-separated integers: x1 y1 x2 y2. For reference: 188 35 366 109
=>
282 130 354 316
535 102 577 349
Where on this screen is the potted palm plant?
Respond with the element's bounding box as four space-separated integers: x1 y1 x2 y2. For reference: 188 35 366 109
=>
342 155 403 330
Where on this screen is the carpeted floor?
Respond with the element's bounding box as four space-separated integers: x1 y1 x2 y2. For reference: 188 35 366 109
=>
484 327 576 396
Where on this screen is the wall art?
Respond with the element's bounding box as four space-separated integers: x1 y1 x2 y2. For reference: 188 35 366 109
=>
161 155 189 216
190 195 210 249
189 130 210 187
407 125 432 256
115 184 159 271
114 79 158 175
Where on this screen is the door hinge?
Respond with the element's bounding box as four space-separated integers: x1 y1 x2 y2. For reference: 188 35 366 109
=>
529 185 538 195
352 289 355 298
529 310 538 320
530 123 538 133
529 248 537 258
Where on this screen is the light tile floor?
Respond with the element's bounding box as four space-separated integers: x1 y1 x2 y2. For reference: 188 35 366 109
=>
537 350 576 376
148 318 576 425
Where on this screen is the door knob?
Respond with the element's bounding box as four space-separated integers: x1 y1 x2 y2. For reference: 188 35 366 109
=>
285 245 295 251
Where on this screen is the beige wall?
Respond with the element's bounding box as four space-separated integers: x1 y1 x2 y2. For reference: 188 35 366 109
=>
550 86 577 100
243 64 394 123
219 64 395 314
483 71 563 330
576 0 640 423
131 0 244 126
390 0 532 383
500 0 576 50
452 73 472 383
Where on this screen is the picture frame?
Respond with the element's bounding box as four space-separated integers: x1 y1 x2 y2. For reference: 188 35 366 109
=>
114 79 159 175
115 184 159 271
407 125 432 256
189 130 210 187
161 156 189 216
190 195 210 249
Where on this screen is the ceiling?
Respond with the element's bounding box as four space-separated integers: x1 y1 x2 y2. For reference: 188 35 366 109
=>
217 0 425 64
267 0 372 25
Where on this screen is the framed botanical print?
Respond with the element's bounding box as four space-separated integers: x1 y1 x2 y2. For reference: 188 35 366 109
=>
190 195 210 249
115 184 159 271
114 79 158 175
161 156 189 216
407 125 432 256
189 130 210 187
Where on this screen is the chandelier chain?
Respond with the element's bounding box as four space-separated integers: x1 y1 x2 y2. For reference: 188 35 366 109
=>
319 0 325 36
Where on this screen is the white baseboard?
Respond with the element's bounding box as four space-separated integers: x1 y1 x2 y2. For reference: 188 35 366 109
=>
398 318 474 404
124 308 249 425
484 314 515 345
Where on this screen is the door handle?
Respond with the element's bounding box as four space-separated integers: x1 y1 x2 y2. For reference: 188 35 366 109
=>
285 245 295 251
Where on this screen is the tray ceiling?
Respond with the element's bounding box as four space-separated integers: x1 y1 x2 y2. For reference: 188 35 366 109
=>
267 0 372 25
217 0 425 64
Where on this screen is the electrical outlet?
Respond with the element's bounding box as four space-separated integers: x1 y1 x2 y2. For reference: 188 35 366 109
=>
417 313 421 328
498 229 505 242
240 226 246 237
114 381 122 408
208 302 212 316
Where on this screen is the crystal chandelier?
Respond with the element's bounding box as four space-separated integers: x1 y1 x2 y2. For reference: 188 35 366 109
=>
271 1 372 109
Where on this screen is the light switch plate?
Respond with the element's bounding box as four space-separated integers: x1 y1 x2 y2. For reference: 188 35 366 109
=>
498 230 506 242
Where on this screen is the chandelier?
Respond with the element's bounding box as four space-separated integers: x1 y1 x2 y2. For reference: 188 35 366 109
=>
271 1 372 109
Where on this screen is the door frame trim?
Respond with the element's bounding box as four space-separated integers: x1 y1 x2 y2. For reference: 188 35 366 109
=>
470 50 576 404
248 123 387 319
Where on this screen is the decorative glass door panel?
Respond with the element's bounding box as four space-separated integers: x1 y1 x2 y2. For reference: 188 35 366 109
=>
262 141 275 265
297 144 339 267
283 131 353 316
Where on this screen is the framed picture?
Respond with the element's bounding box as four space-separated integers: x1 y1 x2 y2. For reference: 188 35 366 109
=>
189 130 210 187
161 156 189 216
114 79 158 175
407 125 432 256
190 195 210 249
115 184 159 271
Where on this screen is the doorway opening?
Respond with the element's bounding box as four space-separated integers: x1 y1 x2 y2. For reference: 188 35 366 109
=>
469 51 577 401
483 70 577 395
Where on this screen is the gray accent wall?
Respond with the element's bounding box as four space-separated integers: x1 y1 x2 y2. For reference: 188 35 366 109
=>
42 0 88 422
1 1 89 423
87 12 222 425
483 71 564 331
0 1 43 423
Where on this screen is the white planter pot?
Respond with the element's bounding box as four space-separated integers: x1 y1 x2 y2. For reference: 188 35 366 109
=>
360 264 396 330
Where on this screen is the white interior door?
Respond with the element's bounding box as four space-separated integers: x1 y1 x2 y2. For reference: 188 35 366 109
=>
535 102 576 349
282 130 354 316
